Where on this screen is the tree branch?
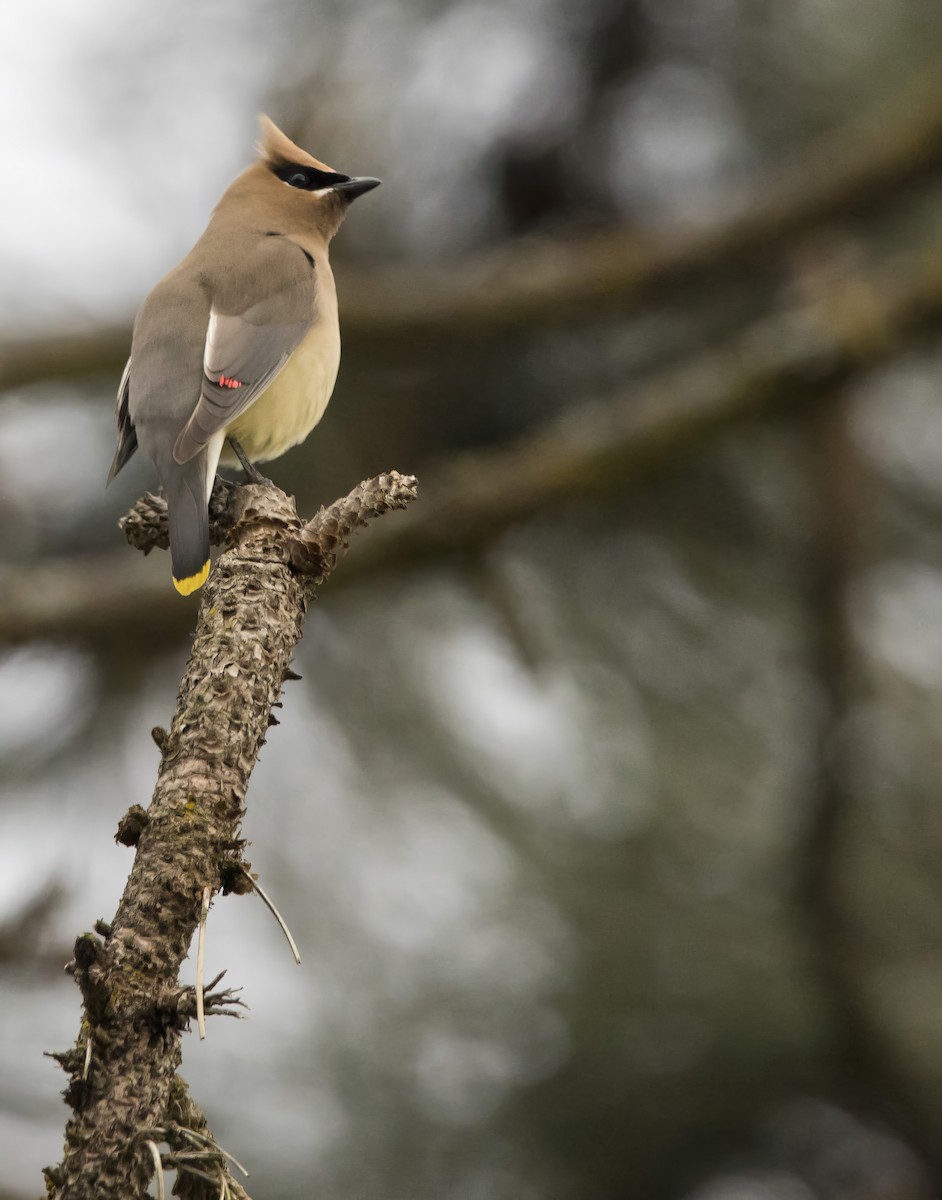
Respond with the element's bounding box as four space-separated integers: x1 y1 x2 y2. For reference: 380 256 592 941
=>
796 403 942 1182
43 472 417 1200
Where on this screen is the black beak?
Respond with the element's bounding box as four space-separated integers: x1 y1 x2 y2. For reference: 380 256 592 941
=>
332 176 382 201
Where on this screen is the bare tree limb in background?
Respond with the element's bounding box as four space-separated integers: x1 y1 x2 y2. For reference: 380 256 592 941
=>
43 472 417 1200
4 55 942 393
4 232 942 648
798 401 941 1186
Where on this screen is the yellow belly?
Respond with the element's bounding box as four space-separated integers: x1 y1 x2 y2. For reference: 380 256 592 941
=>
222 315 341 465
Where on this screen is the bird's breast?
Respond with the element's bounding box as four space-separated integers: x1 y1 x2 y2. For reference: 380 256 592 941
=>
223 293 341 465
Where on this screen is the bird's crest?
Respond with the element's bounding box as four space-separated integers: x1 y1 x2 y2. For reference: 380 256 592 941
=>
256 115 337 175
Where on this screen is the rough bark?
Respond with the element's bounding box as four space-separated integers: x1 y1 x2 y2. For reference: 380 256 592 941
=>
44 472 417 1200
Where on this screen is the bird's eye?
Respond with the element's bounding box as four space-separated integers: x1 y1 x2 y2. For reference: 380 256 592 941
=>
286 171 309 188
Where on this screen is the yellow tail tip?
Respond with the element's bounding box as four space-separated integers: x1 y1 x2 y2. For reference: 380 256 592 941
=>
173 560 210 596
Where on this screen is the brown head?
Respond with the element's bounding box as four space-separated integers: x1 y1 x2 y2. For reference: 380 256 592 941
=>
217 115 381 240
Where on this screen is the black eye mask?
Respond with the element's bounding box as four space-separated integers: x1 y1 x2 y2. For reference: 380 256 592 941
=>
272 162 350 190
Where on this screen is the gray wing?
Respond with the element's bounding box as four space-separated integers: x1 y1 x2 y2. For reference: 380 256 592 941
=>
173 239 317 464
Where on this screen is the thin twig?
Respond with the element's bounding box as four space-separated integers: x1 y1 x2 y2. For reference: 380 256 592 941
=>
202 969 227 994
145 1140 165 1200
196 886 210 1041
241 865 301 965
175 1124 250 1177
82 1034 92 1082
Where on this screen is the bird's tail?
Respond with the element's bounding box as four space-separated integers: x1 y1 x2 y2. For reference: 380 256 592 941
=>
161 457 211 596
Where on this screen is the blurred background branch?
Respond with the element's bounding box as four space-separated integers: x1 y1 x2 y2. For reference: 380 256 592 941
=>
3 221 942 646
6 56 942 391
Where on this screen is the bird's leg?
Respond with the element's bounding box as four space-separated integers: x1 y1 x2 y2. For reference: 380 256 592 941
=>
228 438 273 486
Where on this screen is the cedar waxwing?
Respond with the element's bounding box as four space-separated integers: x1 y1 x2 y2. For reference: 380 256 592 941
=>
108 116 381 595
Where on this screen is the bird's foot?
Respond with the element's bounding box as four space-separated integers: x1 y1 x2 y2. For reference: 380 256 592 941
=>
228 438 274 487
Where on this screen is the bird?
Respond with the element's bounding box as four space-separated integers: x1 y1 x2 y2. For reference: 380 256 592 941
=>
108 115 381 595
